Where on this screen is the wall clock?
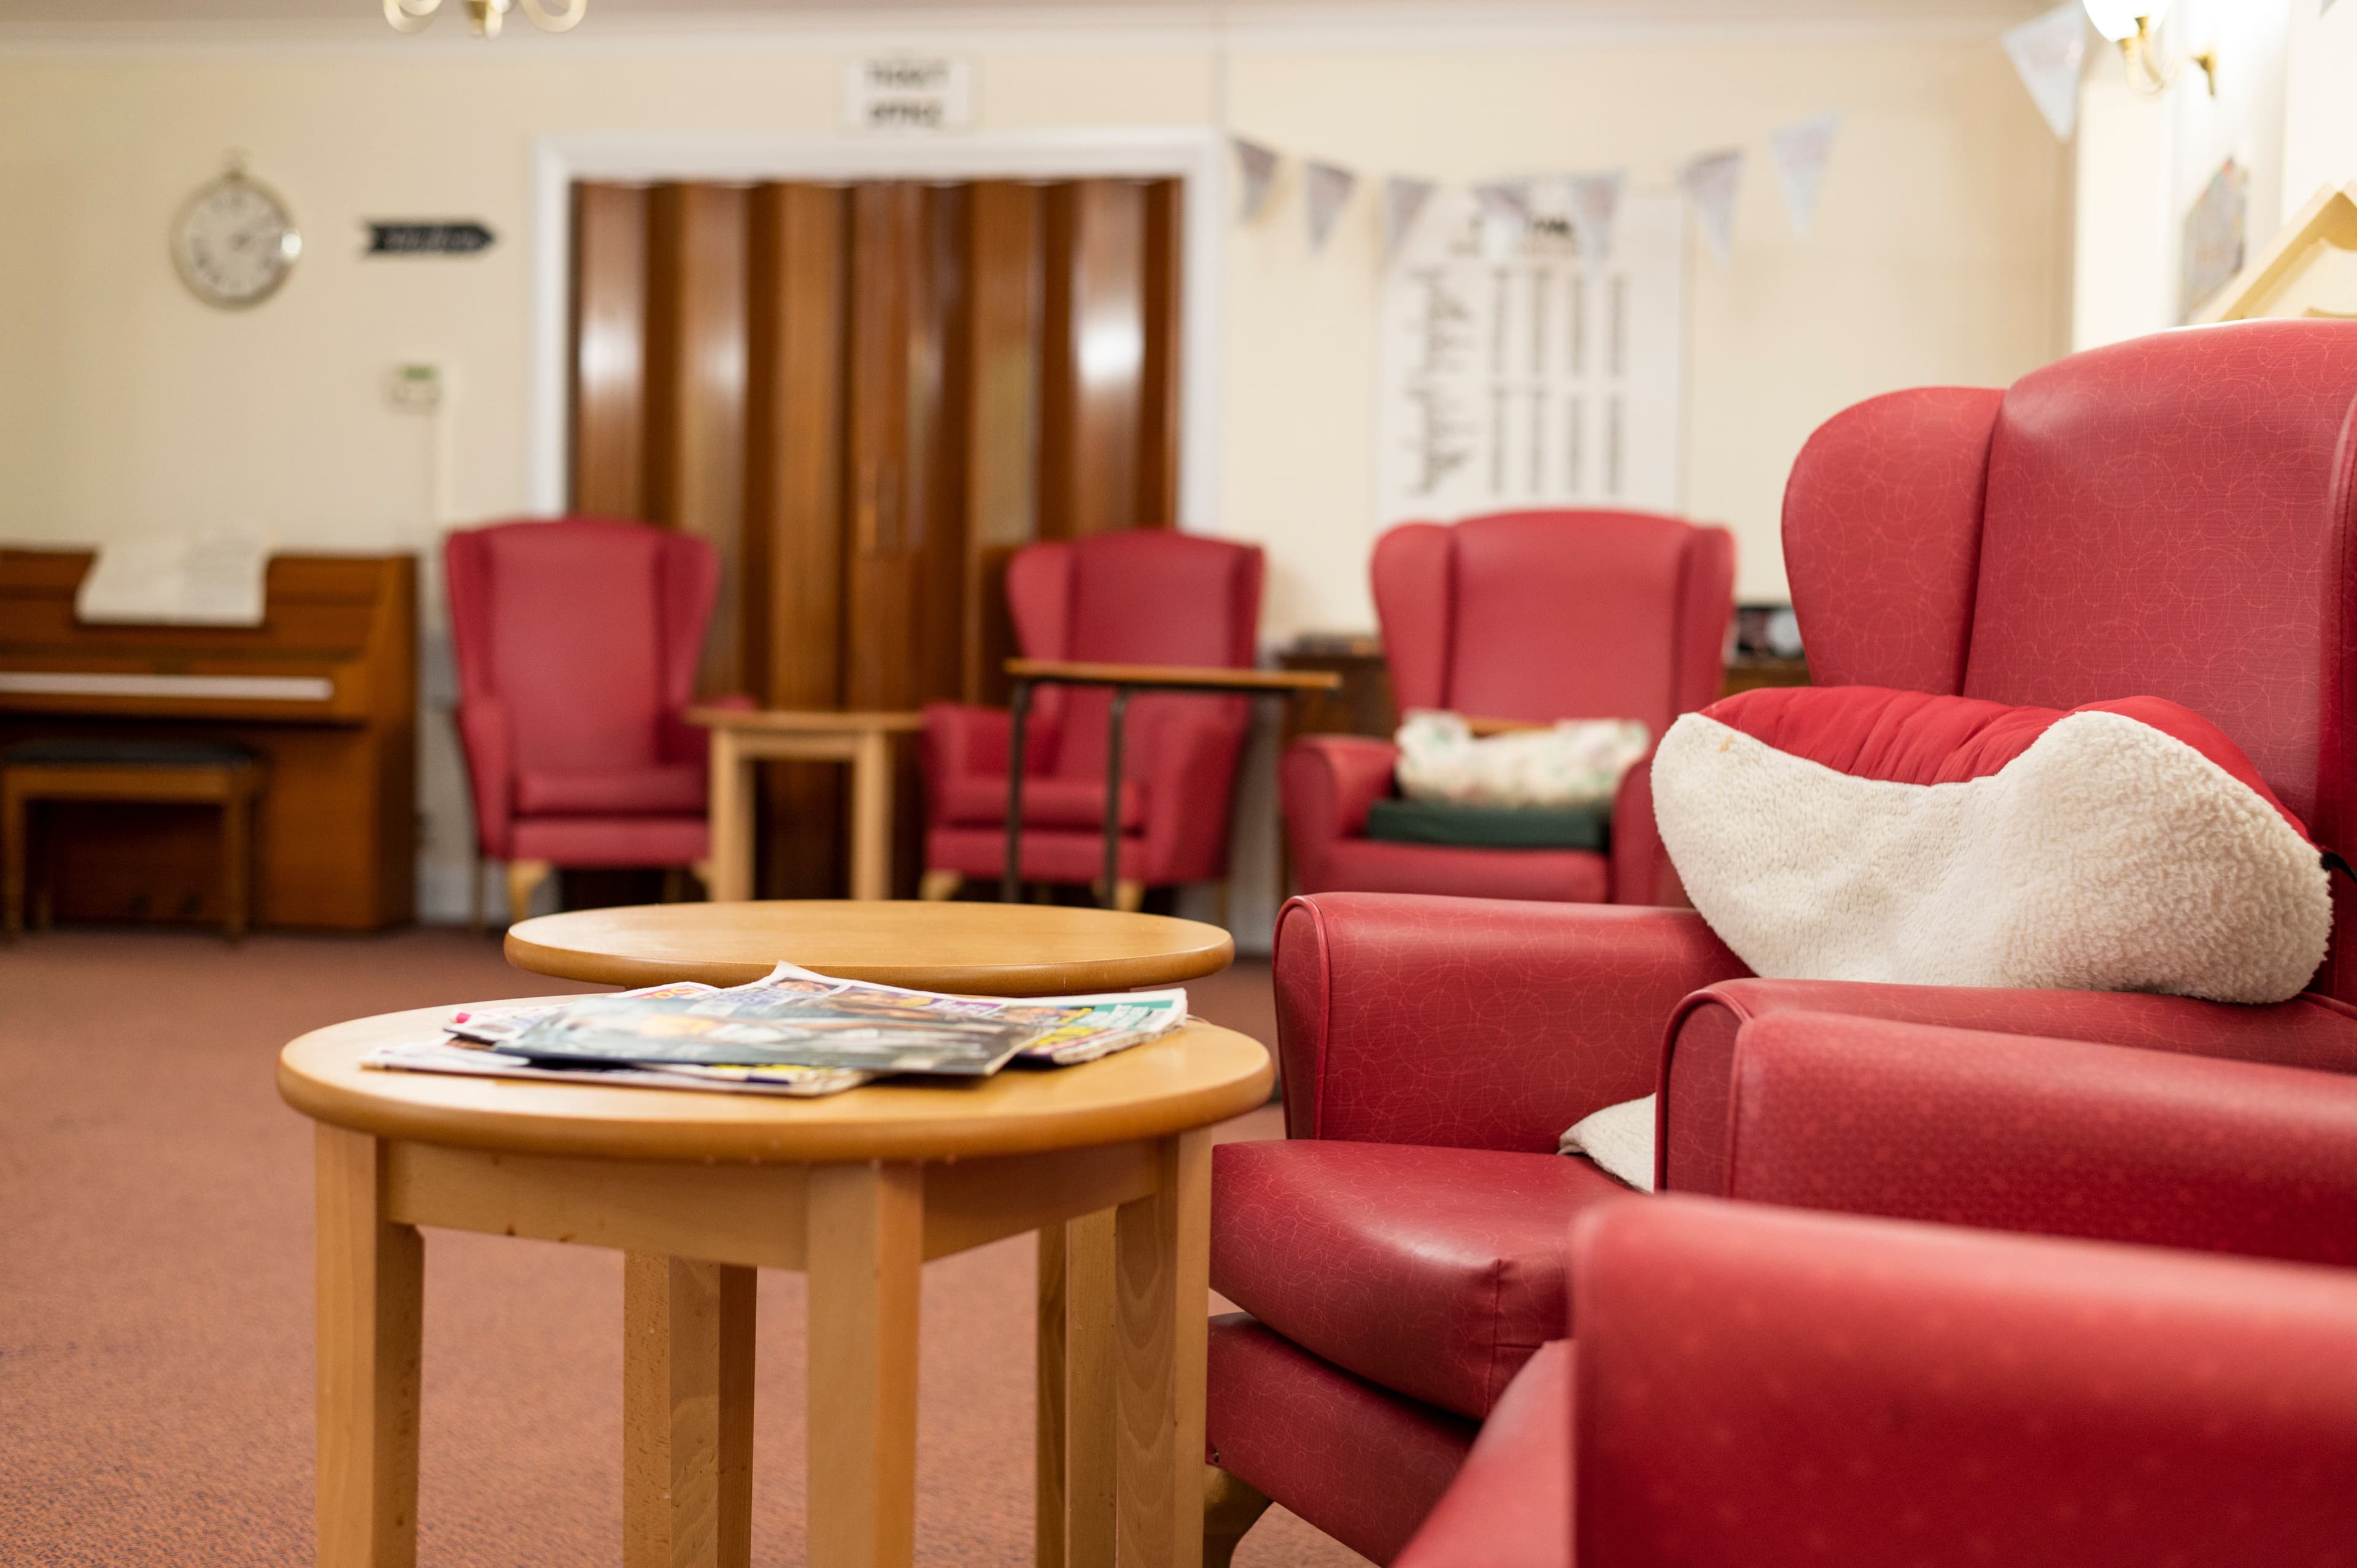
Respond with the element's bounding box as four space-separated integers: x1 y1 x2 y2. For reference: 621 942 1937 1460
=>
170 161 303 309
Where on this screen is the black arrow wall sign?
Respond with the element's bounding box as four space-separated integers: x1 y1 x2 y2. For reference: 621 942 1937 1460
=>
365 221 498 256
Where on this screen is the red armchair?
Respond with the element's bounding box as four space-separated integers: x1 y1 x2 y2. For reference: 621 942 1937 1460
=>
1207 320 2357 1563
1282 509 1733 905
1394 1199 2357 1568
444 517 728 926
919 531 1263 908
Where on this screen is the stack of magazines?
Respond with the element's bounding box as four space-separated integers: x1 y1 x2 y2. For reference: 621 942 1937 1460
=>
362 963 1188 1099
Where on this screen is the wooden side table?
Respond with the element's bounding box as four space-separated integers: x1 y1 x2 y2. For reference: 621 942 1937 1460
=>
1000 660 1339 910
687 708 924 903
279 1005 1271 1568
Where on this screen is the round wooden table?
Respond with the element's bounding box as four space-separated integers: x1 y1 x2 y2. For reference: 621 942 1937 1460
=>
281 1002 1271 1568
504 899 1236 995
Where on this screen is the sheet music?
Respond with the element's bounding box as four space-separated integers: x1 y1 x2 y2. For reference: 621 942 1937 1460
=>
1377 188 1684 526
75 533 268 627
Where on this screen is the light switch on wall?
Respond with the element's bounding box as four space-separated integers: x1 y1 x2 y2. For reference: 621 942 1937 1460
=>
387 362 443 411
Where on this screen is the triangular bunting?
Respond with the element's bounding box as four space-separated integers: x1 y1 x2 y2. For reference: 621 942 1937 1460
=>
1678 149 1744 265
1569 170 1626 262
2002 2 2090 141
1770 111 1841 237
1382 176 1437 264
1304 161 1358 252
1473 180 1530 257
1233 137 1280 223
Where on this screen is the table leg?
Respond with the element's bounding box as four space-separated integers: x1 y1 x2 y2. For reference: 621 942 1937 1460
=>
1004 681 1031 903
709 729 754 903
1099 689 1130 911
1113 1132 1212 1568
807 1162 924 1568
1037 1211 1118 1568
850 730 892 902
624 1254 756 1568
315 1125 424 1568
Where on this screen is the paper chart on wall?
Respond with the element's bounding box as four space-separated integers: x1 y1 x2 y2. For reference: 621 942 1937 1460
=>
1375 186 1685 529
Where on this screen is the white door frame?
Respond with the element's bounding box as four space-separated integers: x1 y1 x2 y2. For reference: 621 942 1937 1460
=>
528 127 1226 529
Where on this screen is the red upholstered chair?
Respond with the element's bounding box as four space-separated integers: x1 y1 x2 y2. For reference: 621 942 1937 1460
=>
1280 510 1733 906
444 517 730 927
1206 320 2357 1564
1392 1199 2357 1568
919 531 1263 907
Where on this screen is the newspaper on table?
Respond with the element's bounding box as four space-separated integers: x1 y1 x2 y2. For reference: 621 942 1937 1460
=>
360 965 1188 1099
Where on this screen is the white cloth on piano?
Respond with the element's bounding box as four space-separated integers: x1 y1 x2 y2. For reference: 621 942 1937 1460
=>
75 532 268 627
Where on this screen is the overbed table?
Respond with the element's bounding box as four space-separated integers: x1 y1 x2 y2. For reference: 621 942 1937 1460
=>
687 707 925 903
280 1008 1269 1568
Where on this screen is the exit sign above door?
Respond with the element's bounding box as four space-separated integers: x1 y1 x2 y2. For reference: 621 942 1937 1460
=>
841 56 973 132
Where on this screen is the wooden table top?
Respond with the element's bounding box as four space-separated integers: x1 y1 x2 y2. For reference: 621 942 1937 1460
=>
277 1001 1272 1162
686 706 926 733
1005 658 1341 692
505 900 1236 995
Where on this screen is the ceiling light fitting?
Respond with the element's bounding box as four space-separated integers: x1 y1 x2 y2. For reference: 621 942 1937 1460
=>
382 0 584 37
2081 1 2217 97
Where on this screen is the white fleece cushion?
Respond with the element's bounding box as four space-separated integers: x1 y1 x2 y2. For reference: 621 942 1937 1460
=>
1652 688 2331 1005
1558 1095 1656 1191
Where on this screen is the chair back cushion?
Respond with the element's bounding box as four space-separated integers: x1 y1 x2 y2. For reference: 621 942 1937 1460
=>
1787 322 2357 997
1654 684 2332 1005
445 517 719 774
1372 510 1734 738
1006 531 1263 781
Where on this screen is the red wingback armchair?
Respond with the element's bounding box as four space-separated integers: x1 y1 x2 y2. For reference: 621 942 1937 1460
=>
919 531 1264 907
445 517 728 927
1205 320 2357 1564
1282 510 1733 906
1393 1199 2357 1568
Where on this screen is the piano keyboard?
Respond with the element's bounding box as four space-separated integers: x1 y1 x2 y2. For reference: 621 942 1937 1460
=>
0 671 334 701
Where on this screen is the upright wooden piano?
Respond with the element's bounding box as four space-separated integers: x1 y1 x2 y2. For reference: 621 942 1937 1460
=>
0 550 417 929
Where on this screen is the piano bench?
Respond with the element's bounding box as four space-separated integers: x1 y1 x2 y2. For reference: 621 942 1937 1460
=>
1 739 263 942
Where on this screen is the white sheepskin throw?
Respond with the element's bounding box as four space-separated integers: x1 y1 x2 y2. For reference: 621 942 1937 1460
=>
1651 686 2331 1005
1394 711 1649 809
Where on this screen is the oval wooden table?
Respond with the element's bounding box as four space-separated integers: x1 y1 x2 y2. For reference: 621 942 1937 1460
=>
505 900 1236 997
281 1003 1271 1568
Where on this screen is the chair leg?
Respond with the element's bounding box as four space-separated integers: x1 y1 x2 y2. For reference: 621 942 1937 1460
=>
1202 1464 1272 1568
919 870 963 902
661 865 687 905
1210 879 1231 931
689 857 714 898
1114 879 1147 914
505 859 554 925
468 850 486 937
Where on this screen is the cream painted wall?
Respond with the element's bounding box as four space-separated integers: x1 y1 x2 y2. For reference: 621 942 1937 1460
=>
2286 0 2357 207
0 22 2067 925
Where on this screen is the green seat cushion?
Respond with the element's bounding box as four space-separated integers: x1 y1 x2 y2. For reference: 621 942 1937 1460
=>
1363 796 1609 851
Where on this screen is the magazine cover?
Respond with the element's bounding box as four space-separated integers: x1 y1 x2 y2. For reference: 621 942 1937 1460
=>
364 1037 872 1097
754 962 1189 1065
492 971 1044 1076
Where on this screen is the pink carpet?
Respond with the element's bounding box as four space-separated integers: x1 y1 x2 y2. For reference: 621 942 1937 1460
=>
0 927 1368 1566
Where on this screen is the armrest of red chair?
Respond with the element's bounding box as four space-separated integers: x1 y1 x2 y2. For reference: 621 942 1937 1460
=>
1605 751 1687 907
1721 1009 2357 1267
1392 1340 1570 1568
1660 976 2357 1194
1279 735 1398 892
1273 892 1746 1151
454 695 514 856
662 693 753 770
1567 1199 2357 1567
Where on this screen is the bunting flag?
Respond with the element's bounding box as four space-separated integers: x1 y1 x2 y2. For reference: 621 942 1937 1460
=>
1233 137 1281 223
1770 111 1841 237
1678 149 1744 265
1304 161 1359 252
2002 2 2090 141
1382 176 1438 264
1569 171 1627 262
1473 179 1531 257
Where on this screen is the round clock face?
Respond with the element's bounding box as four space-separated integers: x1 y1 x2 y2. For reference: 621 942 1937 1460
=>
171 171 302 309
